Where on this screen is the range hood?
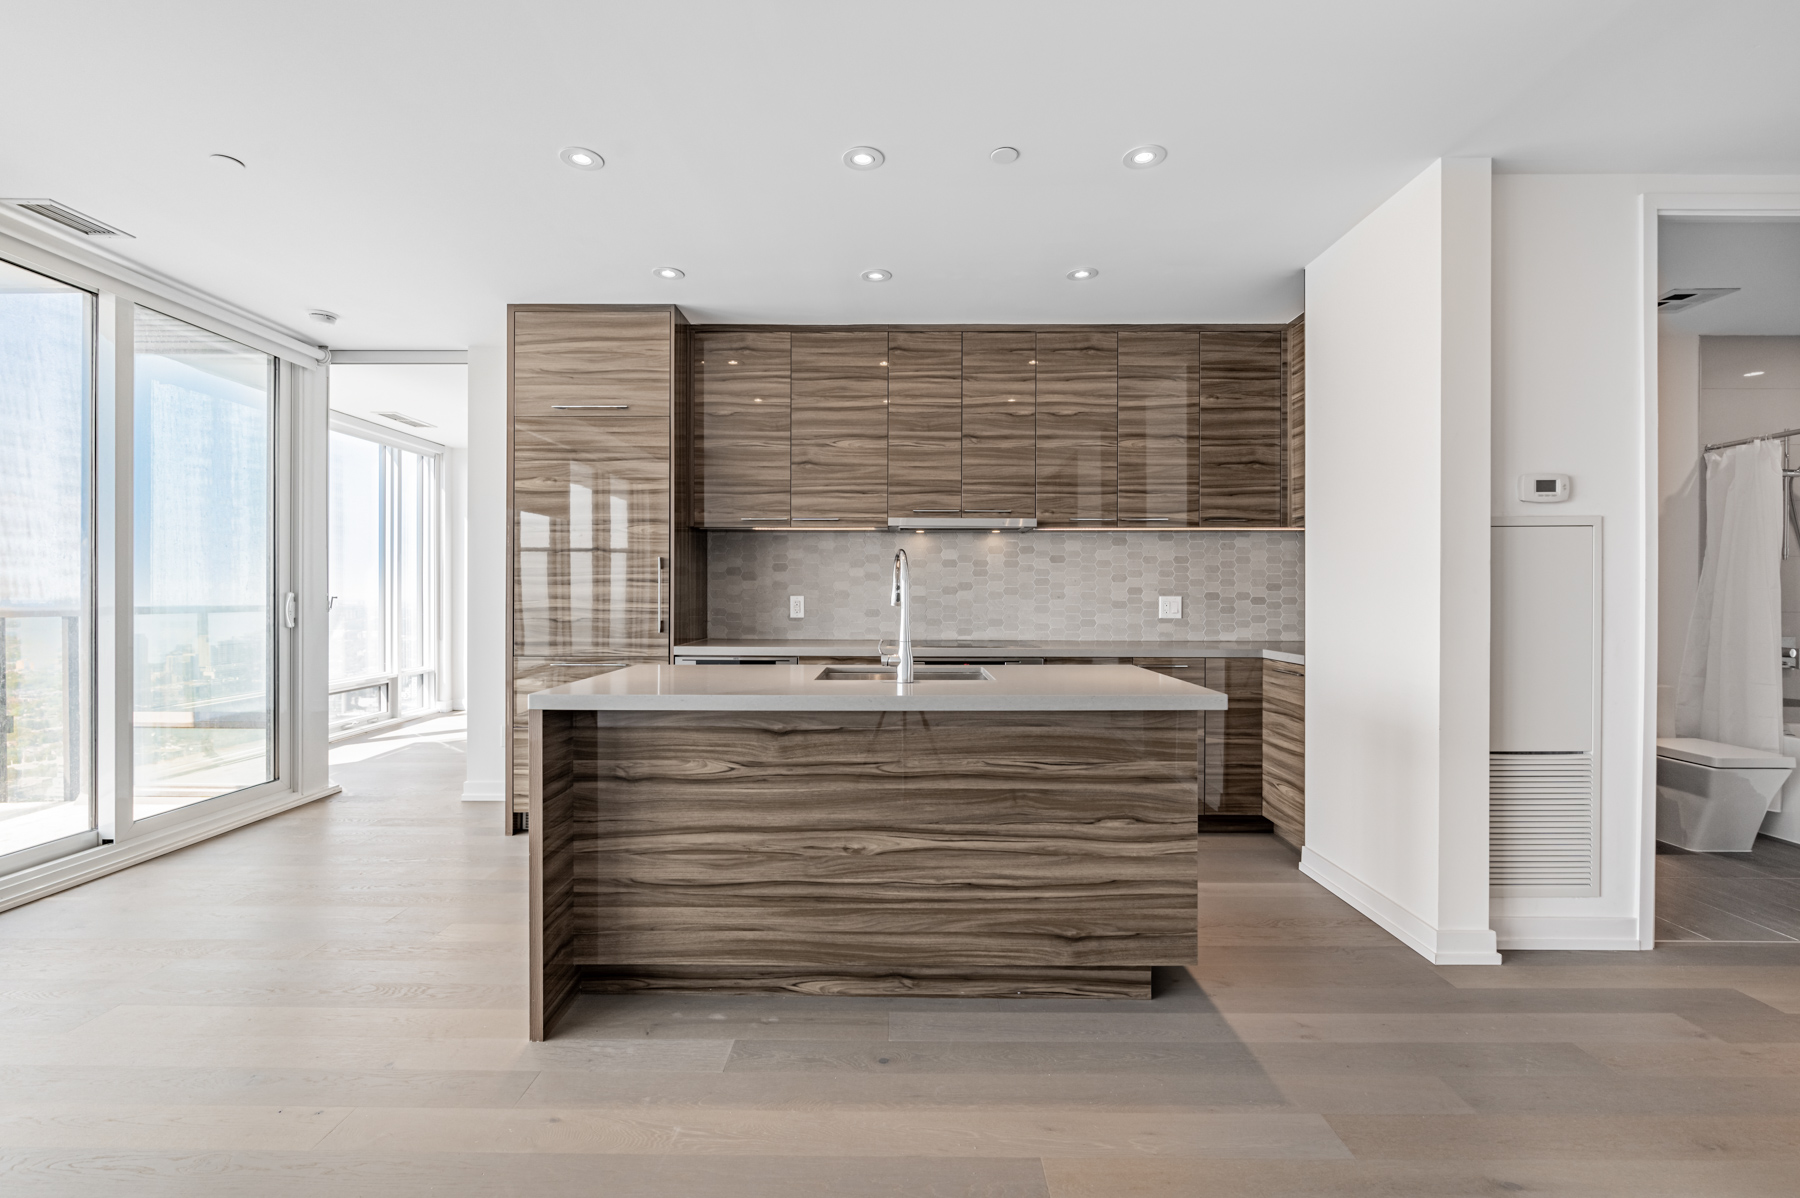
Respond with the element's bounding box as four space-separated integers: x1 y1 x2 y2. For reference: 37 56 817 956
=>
888 516 1037 531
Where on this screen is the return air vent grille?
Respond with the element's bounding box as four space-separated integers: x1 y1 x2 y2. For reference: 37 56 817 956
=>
1490 752 1597 896
373 410 436 429
2 199 134 238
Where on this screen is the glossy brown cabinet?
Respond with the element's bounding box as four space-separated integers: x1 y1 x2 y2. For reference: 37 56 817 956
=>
1117 331 1201 526
1284 315 1305 527
887 330 963 518
694 329 791 526
790 331 889 523
1262 659 1305 848
960 332 1037 518
1035 332 1118 525
1199 329 1286 525
508 305 692 831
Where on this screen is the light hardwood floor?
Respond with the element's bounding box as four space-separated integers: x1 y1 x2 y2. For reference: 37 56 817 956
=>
5 735 1800 1196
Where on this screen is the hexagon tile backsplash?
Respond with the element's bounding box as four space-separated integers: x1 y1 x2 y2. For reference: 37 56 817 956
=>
706 530 1303 642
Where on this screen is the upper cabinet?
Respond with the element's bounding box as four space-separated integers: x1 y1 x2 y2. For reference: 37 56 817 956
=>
1117 331 1201 526
887 331 963 519
1035 332 1118 526
961 332 1037 519
513 308 674 420
694 329 791 527
1198 329 1285 526
687 322 1300 529
790 331 889 524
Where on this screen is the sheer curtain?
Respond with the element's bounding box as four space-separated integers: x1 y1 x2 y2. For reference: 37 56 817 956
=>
1677 438 1785 756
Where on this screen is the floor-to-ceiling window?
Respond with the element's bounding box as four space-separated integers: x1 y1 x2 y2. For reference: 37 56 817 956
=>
0 259 93 865
328 419 440 734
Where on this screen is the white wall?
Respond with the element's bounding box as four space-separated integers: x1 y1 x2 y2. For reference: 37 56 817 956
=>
461 340 507 802
442 447 468 712
1656 329 1700 736
1489 174 1800 950
1300 158 1500 965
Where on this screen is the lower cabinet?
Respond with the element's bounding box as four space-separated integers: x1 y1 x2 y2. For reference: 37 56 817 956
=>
510 659 635 818
1131 658 1265 827
1261 659 1305 848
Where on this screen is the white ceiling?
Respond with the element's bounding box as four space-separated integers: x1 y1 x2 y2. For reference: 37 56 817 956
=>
3 1 1798 350
1660 219 1800 336
328 364 469 448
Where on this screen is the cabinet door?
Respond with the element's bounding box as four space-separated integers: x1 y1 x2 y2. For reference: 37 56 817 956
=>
1262 659 1304 848
694 330 790 526
510 660 631 812
1035 332 1117 525
1285 315 1305 526
791 331 888 523
514 416 670 659
888 330 963 518
960 332 1036 518
1200 657 1264 818
512 308 672 420
1199 329 1285 526
1118 332 1199 525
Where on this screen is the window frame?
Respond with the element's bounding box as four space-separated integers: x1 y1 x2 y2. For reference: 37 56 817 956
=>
326 411 445 737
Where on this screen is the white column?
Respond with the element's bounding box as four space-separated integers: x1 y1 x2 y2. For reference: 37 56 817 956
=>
461 341 507 801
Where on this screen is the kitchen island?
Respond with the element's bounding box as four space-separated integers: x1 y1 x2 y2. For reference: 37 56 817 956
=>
526 663 1225 1038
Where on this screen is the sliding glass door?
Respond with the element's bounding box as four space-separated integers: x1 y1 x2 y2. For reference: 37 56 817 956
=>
132 308 276 819
0 260 93 865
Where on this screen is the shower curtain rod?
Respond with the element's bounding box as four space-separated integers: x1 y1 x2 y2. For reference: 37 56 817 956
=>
1705 427 1800 453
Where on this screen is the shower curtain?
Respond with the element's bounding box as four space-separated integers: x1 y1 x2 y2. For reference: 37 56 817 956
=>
1677 438 1785 759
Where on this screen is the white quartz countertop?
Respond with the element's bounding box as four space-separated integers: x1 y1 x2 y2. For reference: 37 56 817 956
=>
674 639 1304 665
527 663 1229 712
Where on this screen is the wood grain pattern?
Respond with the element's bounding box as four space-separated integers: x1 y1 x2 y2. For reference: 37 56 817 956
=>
669 315 707 645
790 332 888 522
512 307 673 419
1117 332 1201 525
1201 658 1265 819
1262 659 1305 849
531 709 580 1039
1285 314 1305 527
1035 332 1118 524
960 332 1037 517
512 416 669 659
887 330 963 517
510 661 631 811
577 965 1150 999
1199 329 1285 526
532 708 1197 1014
694 329 791 525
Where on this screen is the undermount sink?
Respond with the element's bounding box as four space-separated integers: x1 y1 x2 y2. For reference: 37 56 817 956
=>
815 667 993 682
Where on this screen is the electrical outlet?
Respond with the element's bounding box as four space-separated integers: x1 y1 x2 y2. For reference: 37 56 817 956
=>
789 595 804 619
1157 595 1182 620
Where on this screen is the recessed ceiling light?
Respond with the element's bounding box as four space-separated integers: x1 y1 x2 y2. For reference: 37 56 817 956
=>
559 146 605 171
843 146 885 170
308 310 339 325
209 153 246 168
861 269 892 282
1066 268 1099 281
1123 144 1166 169
652 267 685 279
990 146 1020 165
1746 370 1767 377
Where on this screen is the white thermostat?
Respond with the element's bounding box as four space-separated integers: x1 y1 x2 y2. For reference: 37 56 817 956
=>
1519 474 1571 503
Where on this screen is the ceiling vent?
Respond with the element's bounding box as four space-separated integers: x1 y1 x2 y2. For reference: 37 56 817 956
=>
373 410 436 429
1658 286 1739 312
2 199 134 238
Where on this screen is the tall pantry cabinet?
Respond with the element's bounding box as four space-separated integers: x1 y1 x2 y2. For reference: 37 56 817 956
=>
506 305 701 831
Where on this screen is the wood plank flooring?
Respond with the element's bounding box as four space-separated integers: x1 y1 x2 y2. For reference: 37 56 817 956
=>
1658 836 1800 943
4 737 1800 1194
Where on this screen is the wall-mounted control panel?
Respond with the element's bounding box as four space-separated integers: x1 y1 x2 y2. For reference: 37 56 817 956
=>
1519 474 1571 503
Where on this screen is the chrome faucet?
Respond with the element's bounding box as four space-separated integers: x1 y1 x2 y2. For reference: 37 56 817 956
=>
879 549 915 683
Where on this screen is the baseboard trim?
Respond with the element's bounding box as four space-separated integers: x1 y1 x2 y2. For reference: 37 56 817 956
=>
0 783 341 914
461 779 504 802
1491 913 1647 951
1300 846 1502 965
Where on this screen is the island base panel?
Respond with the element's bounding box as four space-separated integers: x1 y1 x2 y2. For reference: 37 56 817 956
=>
575 964 1151 999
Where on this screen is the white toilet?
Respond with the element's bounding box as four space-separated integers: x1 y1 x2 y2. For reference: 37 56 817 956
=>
1656 738 1795 852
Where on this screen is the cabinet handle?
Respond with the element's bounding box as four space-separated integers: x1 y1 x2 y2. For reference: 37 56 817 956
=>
1065 517 1107 522
791 517 840 522
551 404 630 410
962 509 1012 514
911 509 961 513
1120 517 1170 522
738 517 789 522
657 556 666 635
